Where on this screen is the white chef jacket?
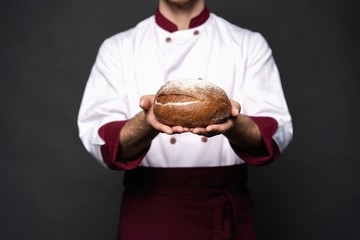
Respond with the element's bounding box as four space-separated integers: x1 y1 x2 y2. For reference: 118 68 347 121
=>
77 12 293 168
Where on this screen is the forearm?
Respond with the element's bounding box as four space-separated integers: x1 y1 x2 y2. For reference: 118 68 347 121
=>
224 114 267 156
118 111 159 162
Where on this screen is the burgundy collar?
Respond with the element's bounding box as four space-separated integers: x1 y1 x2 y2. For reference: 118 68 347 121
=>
155 6 210 33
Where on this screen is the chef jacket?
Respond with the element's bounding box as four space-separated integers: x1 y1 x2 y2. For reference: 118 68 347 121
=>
77 8 293 169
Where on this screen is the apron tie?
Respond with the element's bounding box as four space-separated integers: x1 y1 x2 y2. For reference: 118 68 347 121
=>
214 190 238 240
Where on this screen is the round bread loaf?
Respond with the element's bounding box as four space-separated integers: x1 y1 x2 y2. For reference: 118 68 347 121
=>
153 79 231 127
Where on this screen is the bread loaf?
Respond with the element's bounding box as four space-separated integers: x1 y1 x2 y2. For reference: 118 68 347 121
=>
153 79 231 127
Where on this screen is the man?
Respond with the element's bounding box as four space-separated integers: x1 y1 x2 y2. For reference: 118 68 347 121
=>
78 0 293 239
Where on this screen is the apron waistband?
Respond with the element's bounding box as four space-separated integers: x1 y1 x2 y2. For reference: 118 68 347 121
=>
123 164 248 195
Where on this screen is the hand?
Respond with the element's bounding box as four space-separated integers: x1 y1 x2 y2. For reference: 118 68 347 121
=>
190 100 241 137
139 95 190 135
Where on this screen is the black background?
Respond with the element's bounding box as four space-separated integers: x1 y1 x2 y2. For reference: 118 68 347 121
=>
1 0 359 239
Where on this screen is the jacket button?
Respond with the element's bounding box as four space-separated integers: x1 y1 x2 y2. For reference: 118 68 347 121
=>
201 136 208 143
165 37 172 42
170 137 176 144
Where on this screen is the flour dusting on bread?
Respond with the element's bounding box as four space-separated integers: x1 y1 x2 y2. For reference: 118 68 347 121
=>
153 78 231 127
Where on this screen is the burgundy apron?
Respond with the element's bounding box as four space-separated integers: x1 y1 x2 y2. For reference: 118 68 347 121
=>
117 164 255 240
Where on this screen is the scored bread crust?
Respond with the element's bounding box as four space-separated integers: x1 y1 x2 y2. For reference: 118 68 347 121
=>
153 79 231 127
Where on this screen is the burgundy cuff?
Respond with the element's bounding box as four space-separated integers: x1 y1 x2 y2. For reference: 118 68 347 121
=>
98 121 147 170
231 116 281 166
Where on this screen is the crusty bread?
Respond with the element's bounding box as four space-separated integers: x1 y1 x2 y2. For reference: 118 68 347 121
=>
153 79 231 127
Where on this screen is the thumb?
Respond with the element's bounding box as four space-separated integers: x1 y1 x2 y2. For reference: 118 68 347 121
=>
230 100 241 117
140 95 154 110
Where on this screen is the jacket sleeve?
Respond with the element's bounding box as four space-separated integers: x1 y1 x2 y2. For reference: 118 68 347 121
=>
234 32 293 165
230 116 281 165
98 121 148 170
77 37 146 169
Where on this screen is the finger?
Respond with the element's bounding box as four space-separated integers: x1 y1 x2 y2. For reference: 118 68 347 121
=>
161 126 173 135
140 95 154 110
171 126 182 133
230 100 241 117
206 119 232 133
147 114 173 135
153 122 173 135
171 126 189 133
182 127 190 132
205 125 220 133
191 127 206 135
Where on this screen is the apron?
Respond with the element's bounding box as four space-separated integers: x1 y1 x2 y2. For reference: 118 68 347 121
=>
117 164 256 240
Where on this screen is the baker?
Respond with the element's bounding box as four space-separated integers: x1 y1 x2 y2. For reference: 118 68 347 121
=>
77 0 293 239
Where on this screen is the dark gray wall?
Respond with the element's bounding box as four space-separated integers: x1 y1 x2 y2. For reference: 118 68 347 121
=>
1 0 359 239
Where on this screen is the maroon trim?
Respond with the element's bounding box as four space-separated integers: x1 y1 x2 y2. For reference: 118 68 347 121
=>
155 8 177 33
231 116 281 165
155 6 210 33
98 121 147 170
189 6 210 29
